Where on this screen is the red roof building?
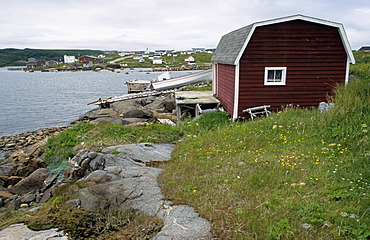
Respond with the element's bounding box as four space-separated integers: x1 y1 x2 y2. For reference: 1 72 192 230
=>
78 55 103 63
211 14 355 119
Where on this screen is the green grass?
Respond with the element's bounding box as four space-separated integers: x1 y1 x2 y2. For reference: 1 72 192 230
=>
353 50 370 64
43 111 231 175
117 52 213 68
43 123 94 173
184 82 213 91
39 54 369 239
158 68 370 239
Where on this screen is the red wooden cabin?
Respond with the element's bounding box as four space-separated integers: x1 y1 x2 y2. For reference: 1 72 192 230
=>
78 55 103 63
211 14 355 119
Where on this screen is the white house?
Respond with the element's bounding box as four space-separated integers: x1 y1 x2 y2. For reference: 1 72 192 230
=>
184 56 195 62
133 54 143 60
64 55 76 63
153 58 163 64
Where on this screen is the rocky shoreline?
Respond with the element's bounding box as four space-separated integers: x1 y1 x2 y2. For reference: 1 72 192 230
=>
0 92 177 213
0 127 66 154
0 127 67 212
0 93 212 239
76 92 177 125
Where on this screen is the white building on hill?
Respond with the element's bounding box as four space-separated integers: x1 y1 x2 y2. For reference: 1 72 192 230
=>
64 55 76 63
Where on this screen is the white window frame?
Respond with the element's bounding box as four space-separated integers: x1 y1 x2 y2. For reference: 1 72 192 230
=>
264 67 287 86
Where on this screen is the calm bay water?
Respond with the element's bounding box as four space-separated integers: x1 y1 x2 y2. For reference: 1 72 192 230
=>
0 67 191 137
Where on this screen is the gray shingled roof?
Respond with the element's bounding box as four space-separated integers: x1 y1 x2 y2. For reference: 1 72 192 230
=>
211 24 253 65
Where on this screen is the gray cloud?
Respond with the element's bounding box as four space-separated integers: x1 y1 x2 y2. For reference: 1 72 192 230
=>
0 0 368 50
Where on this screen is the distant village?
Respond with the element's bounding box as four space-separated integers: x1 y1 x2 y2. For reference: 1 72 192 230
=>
25 48 214 70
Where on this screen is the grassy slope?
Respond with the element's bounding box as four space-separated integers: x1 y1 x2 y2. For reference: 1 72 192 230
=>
12 52 368 239
116 52 213 68
158 63 370 238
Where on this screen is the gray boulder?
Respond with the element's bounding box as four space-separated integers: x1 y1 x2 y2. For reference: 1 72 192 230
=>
0 223 67 240
21 191 36 203
82 108 118 120
65 143 212 239
9 168 49 195
68 150 105 178
163 95 176 112
77 165 163 215
0 163 18 176
154 205 212 240
120 109 151 118
90 117 123 124
83 170 118 183
121 118 149 126
102 143 175 163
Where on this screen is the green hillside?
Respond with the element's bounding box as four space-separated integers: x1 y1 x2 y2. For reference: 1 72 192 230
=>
0 48 103 67
2 51 368 239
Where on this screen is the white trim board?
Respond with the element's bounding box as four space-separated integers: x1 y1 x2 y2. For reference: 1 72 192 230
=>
233 63 240 120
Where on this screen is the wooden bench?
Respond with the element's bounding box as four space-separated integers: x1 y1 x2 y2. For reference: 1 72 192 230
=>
242 105 271 120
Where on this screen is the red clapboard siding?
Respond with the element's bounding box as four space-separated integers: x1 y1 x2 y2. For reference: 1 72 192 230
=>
238 20 347 117
216 64 235 115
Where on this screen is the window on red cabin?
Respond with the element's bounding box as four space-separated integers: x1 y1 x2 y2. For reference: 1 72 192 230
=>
264 67 287 86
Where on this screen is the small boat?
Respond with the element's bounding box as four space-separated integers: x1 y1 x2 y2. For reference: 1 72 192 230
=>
126 70 212 93
126 71 172 93
152 69 212 91
126 79 152 93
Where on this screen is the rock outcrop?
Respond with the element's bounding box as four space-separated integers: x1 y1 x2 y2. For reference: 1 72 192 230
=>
0 101 211 239
0 223 67 240
0 127 66 212
0 142 212 239
78 94 177 125
65 143 212 239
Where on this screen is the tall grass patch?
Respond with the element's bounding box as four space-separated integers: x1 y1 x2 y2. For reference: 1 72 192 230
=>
43 113 231 174
43 123 94 173
159 71 369 239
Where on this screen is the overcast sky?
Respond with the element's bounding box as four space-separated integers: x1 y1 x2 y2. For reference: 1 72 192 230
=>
1 0 369 51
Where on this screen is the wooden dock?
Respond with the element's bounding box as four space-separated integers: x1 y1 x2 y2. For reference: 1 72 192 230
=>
175 91 220 120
